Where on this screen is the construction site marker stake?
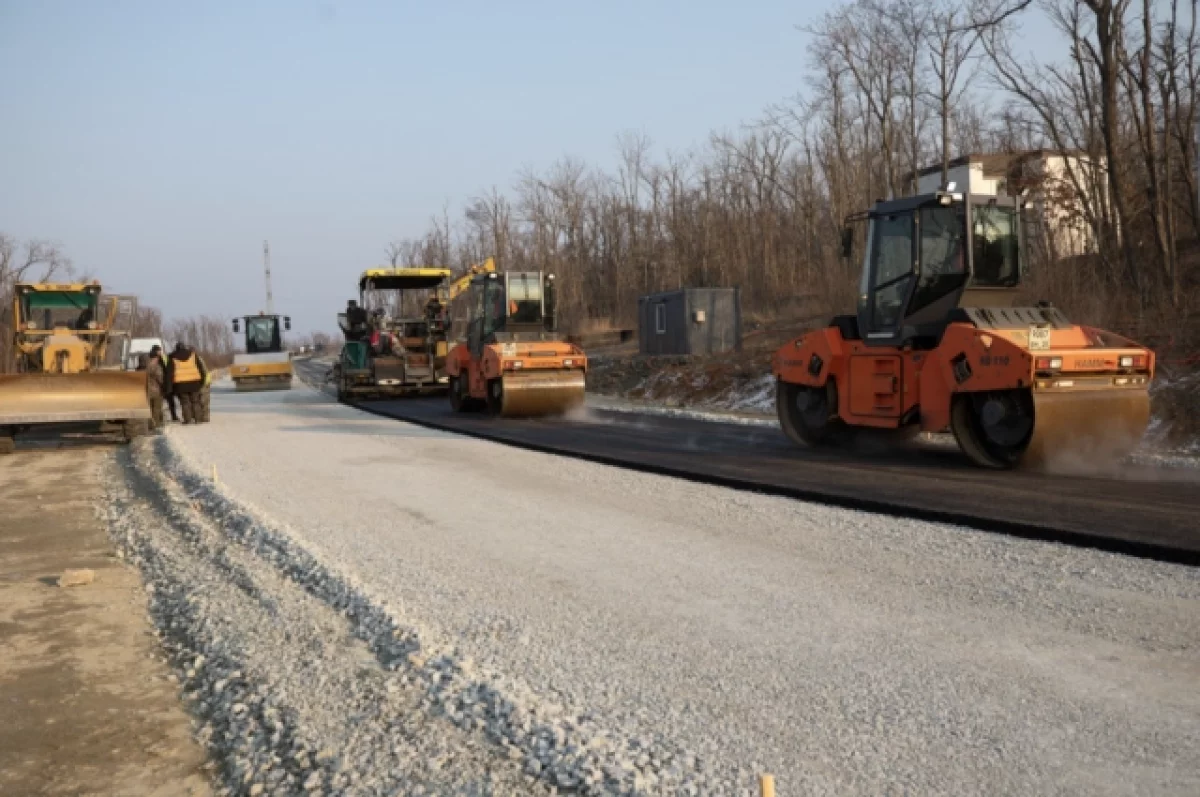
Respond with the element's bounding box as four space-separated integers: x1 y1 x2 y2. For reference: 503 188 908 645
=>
760 774 776 797
212 464 219 485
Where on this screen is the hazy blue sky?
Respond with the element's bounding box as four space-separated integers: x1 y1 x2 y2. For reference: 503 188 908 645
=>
0 1 1058 336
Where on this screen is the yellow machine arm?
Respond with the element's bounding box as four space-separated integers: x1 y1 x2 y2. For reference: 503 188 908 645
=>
447 257 495 301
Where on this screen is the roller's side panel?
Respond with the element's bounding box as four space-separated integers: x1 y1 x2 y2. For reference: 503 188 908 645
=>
774 329 917 429
918 324 1036 432
772 328 845 389
0 372 152 424
444 344 470 378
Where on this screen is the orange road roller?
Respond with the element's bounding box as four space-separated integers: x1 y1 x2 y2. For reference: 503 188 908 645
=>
772 189 1154 469
445 269 586 418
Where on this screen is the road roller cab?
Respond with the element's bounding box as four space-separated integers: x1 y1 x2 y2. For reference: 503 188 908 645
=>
772 189 1155 468
446 269 586 417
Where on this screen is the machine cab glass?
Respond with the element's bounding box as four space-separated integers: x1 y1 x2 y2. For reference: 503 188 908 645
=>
857 194 1021 346
245 316 281 353
21 288 100 331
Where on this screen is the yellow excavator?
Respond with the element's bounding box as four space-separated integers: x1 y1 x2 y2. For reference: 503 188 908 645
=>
0 281 151 454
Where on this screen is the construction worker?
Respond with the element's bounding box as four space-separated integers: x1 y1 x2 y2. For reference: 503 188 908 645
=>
345 299 368 340
196 352 212 423
144 348 167 430
166 342 207 424
156 345 179 423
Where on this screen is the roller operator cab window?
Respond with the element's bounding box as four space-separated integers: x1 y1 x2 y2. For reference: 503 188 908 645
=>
869 212 914 333
24 291 98 330
911 205 968 315
245 317 281 353
483 278 506 337
971 205 1020 287
506 273 544 324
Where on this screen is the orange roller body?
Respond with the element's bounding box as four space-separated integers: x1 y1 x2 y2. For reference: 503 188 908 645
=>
770 190 1154 469
444 268 587 418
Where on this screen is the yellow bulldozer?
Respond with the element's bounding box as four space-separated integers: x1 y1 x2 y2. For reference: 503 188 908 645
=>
0 281 152 454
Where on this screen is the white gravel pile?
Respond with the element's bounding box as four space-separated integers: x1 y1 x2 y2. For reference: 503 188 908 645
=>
154 381 1200 796
104 433 714 796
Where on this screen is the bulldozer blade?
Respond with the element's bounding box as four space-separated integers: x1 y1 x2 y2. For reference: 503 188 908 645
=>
498 371 586 418
1024 389 1150 469
0 372 152 425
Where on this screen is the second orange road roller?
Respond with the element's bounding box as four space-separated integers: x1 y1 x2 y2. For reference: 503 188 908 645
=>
772 188 1154 469
445 269 586 417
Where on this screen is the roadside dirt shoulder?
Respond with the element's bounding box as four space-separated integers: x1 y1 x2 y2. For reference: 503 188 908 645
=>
0 446 211 797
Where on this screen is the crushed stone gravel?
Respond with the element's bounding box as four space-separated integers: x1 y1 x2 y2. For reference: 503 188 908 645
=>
121 379 1200 795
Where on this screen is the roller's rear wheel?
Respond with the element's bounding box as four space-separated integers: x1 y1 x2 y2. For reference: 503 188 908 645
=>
486 378 504 417
950 391 1035 469
450 375 482 412
777 379 844 447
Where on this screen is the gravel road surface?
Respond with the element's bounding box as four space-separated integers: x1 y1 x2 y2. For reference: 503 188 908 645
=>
148 379 1200 795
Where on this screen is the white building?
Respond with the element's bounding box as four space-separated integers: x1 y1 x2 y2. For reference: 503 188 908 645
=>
910 151 1106 259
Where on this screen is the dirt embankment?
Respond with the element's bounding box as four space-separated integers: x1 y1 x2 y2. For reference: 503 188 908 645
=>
585 320 806 415
0 445 211 796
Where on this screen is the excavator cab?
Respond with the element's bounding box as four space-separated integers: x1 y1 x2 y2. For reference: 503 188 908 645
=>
845 190 1023 349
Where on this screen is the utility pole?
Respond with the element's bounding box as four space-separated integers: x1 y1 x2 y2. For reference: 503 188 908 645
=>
263 240 275 315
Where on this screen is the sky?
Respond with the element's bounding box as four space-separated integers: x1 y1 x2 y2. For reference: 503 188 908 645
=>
0 0 1061 337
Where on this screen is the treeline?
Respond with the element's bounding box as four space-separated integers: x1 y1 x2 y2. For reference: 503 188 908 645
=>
384 0 1199 344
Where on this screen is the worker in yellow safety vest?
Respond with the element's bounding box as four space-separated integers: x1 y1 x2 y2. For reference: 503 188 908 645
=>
165 343 207 425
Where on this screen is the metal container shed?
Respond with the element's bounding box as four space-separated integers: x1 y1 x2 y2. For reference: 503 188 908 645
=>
637 287 742 356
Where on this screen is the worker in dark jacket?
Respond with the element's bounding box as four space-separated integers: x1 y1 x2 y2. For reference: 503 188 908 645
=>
345 299 368 341
166 343 207 424
145 347 167 430
158 346 179 422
